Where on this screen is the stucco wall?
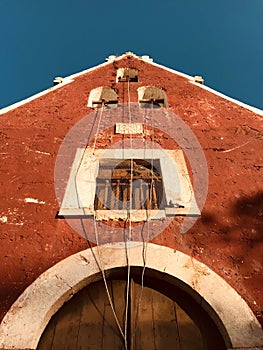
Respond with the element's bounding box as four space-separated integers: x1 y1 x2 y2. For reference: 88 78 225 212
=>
0 54 262 326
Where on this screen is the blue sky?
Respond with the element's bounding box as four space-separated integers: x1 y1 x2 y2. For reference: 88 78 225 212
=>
0 0 262 109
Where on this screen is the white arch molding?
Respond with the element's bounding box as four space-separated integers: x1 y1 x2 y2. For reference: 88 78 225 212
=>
0 243 262 350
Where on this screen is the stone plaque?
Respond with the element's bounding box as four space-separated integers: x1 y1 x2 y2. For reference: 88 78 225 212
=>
115 123 143 134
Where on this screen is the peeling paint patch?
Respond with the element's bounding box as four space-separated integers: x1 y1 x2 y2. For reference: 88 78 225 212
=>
0 216 8 223
79 254 90 265
7 208 19 215
24 198 45 204
35 150 51 155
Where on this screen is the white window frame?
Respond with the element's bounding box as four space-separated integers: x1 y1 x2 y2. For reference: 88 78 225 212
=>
58 147 200 221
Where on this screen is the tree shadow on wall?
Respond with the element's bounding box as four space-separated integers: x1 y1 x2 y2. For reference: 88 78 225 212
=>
201 191 263 245
199 191 263 324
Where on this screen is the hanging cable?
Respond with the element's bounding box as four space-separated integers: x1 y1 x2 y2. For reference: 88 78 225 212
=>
72 102 125 343
123 76 132 350
92 101 105 155
132 100 155 341
74 101 104 212
74 102 104 211
78 217 125 341
93 102 126 341
93 216 125 340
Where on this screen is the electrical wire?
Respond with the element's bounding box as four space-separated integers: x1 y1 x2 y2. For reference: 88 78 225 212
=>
123 76 132 350
131 100 155 342
93 216 125 340
92 101 104 155
73 86 156 347
73 102 126 343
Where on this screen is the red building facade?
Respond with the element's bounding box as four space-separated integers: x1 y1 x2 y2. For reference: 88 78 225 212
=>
0 52 262 349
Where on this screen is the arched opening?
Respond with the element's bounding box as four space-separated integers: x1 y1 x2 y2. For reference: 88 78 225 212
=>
116 68 139 82
87 87 118 108
1 244 262 349
37 267 227 350
138 86 168 108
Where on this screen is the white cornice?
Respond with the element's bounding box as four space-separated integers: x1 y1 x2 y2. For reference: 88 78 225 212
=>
1 52 262 116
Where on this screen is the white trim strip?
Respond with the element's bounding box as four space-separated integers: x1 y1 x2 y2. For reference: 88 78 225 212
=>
1 53 262 116
147 60 263 116
189 81 263 116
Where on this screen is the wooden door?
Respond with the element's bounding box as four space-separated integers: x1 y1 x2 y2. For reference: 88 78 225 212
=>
37 278 222 349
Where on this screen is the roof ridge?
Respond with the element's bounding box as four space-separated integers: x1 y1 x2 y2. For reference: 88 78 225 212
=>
1 52 262 116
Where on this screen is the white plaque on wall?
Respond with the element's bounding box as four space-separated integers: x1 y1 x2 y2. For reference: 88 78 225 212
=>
115 123 143 134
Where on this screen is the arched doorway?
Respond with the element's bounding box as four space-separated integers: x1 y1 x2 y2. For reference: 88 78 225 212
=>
37 268 227 350
1 244 262 349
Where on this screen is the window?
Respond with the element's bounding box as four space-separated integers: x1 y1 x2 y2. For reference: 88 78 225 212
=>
58 148 200 220
116 68 139 82
87 87 118 108
94 159 165 210
138 86 168 108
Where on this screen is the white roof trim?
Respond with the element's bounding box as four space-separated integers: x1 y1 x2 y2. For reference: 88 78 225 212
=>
148 60 263 116
0 53 133 114
0 59 114 115
1 52 262 116
0 78 73 115
189 80 263 116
